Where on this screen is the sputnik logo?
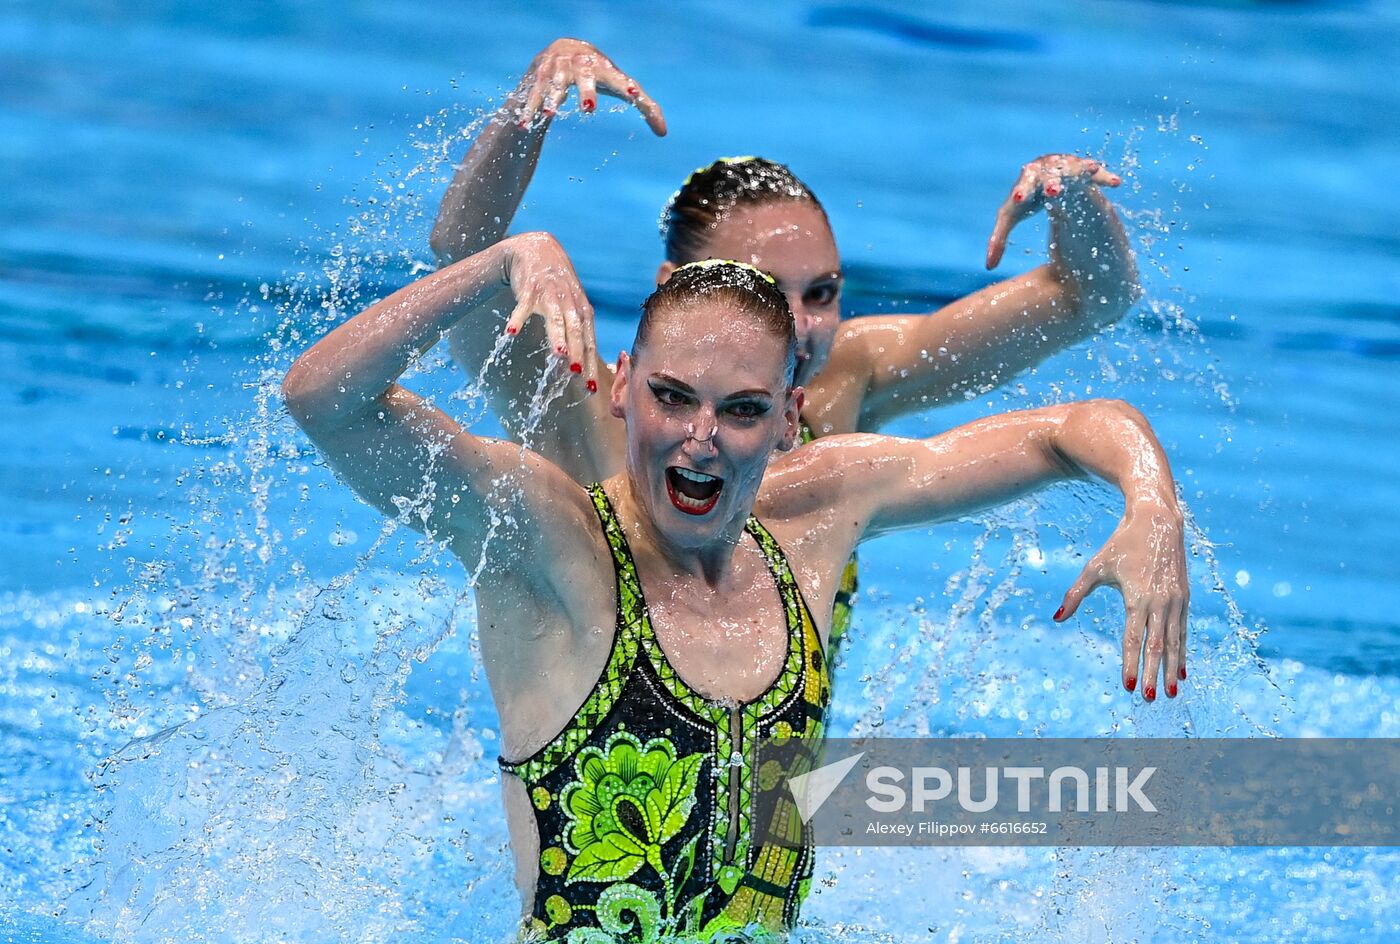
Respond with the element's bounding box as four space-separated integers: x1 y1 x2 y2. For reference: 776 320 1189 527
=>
787 751 865 823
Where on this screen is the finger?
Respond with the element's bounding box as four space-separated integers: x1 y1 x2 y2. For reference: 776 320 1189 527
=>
543 70 570 117
1090 164 1122 188
573 289 600 394
1176 597 1189 684
986 170 1040 269
627 85 667 136
1140 607 1165 703
1163 600 1182 697
581 58 665 134
1121 603 1146 695
590 63 636 100
538 292 570 362
520 67 548 128
1054 560 1100 622
1042 173 1065 200
505 284 537 337
576 69 599 114
985 199 1035 269
560 293 588 381
985 208 1014 270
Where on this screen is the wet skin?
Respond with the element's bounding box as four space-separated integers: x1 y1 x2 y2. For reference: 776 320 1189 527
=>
609 303 802 560
656 201 843 387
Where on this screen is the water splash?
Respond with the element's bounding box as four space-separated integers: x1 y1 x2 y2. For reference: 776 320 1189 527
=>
11 93 1356 944
57 95 570 942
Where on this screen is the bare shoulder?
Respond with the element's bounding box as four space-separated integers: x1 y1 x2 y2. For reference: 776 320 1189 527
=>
755 434 871 521
753 437 875 603
802 314 915 434
439 432 606 598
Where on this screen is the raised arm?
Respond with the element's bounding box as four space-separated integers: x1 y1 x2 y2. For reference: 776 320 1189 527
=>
428 40 658 483
810 155 1140 433
428 38 666 266
281 234 595 571
778 399 1186 699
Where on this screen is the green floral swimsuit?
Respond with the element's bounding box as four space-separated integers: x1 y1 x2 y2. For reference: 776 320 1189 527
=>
500 485 830 942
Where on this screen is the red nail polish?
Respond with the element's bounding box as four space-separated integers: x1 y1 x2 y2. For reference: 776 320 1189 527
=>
626 86 638 97
582 98 595 112
1144 686 1156 702
1013 190 1024 202
518 120 530 130
1167 682 1178 698
1109 175 1121 185
586 379 598 393
1052 606 1065 621
505 326 518 336
556 345 567 356
1179 666 1187 680
569 362 582 373
1045 185 1060 197
1125 676 1136 693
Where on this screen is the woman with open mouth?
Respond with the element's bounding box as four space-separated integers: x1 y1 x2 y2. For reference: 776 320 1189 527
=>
282 239 1186 940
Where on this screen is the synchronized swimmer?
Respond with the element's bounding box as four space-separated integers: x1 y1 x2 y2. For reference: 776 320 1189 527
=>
283 35 1187 942
284 244 1188 938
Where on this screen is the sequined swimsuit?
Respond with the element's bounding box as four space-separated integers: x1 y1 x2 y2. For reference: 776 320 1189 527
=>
499 485 830 942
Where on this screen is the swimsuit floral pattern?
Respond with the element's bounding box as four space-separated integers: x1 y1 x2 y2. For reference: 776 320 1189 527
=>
536 731 713 942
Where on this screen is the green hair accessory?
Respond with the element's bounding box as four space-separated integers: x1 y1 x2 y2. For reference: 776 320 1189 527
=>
682 155 762 186
672 258 776 285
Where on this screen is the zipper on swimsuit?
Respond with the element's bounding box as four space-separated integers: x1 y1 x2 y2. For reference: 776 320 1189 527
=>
725 704 742 865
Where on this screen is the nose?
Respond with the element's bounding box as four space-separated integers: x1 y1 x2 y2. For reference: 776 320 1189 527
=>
786 293 812 343
680 410 720 460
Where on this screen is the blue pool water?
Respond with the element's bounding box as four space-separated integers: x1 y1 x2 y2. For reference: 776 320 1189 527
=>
2 1 1397 941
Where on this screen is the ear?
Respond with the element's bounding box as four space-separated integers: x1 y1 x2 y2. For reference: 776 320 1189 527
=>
779 386 805 451
655 260 676 286
609 352 631 419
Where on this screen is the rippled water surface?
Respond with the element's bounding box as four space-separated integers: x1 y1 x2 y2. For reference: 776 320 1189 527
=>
2 1 1397 941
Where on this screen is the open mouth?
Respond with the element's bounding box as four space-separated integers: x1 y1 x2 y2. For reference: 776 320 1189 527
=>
665 466 724 516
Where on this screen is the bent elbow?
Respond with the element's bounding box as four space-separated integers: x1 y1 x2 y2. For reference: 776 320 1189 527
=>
1079 279 1141 329
428 222 459 266
1063 255 1142 329
281 358 332 432
1078 397 1151 432
1109 268 1145 319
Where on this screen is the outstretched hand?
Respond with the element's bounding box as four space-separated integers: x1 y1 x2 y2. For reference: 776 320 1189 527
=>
985 154 1122 269
1054 502 1190 702
513 38 666 136
500 232 600 393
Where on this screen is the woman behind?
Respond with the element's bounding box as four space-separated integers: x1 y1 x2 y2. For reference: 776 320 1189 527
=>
282 237 1187 939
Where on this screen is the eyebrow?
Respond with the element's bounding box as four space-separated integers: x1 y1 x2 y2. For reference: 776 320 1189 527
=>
775 271 843 291
649 374 776 401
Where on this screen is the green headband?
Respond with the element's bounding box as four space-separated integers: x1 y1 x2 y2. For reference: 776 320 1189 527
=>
682 155 762 186
671 258 777 285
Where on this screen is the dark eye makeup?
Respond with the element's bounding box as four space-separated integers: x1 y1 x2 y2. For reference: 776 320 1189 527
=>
647 379 693 406
803 281 840 307
647 376 772 421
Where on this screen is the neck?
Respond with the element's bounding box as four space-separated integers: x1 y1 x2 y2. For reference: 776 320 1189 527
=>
613 475 747 588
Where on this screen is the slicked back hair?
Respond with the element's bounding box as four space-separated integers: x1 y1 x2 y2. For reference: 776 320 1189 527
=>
633 260 797 385
660 157 827 265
